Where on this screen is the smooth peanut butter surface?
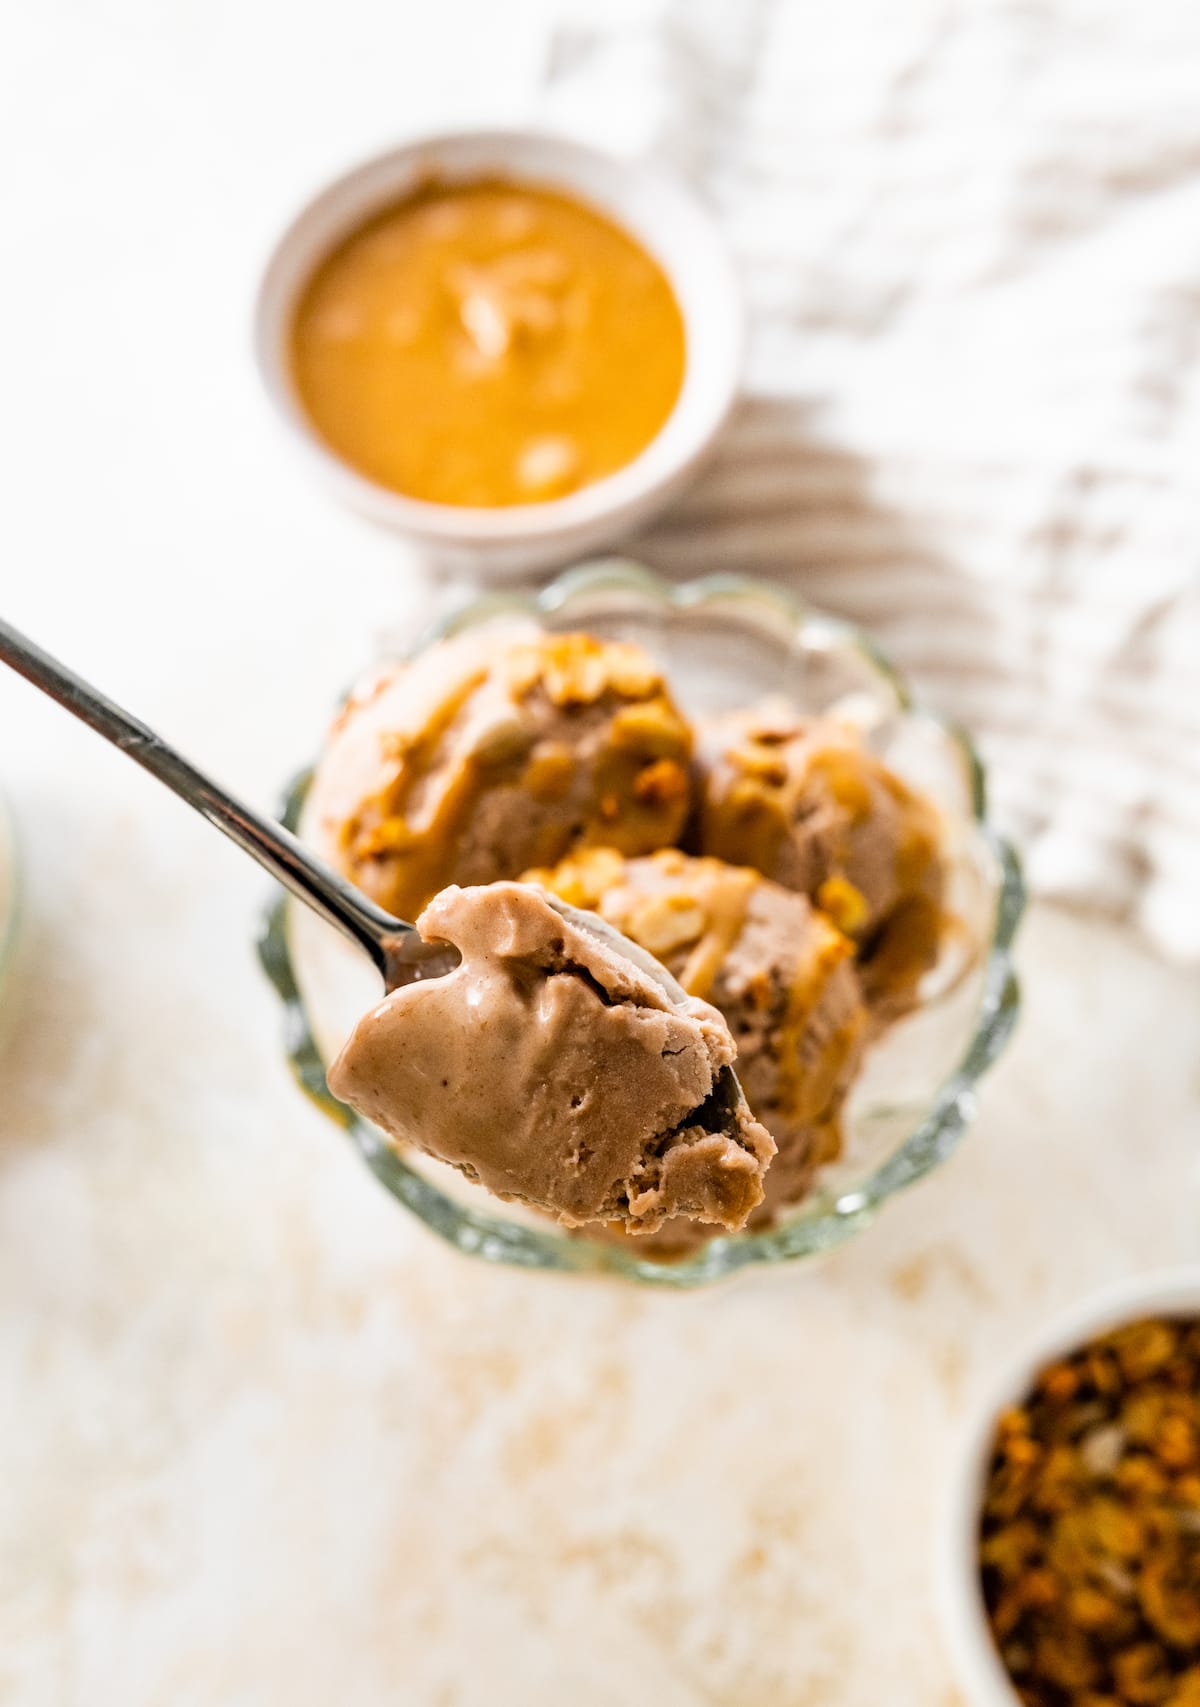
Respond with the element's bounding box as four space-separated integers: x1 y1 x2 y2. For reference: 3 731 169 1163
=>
325 883 774 1234
289 177 686 507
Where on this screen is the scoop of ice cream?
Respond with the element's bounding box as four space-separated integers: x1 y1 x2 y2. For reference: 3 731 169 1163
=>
307 628 694 925
526 847 868 1220
694 704 945 1017
325 881 775 1234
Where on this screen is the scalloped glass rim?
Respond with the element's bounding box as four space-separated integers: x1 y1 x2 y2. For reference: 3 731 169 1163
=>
257 562 1025 1287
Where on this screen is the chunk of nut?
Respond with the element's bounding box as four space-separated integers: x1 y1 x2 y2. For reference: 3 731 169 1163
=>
471 712 534 768
627 896 706 958
817 875 870 937
522 743 575 801
505 635 659 709
611 701 690 756
523 846 625 909
633 758 690 809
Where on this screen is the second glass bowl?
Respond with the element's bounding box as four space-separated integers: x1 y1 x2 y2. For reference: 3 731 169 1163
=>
258 561 1024 1286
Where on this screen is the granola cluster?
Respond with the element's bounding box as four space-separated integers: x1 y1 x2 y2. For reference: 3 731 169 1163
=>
980 1315 1200 1707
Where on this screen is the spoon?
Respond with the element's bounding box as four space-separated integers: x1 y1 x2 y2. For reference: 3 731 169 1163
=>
0 618 768 1229
0 617 697 1008
0 617 453 989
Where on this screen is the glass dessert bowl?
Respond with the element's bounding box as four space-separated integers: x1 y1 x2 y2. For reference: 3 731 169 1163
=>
258 561 1024 1286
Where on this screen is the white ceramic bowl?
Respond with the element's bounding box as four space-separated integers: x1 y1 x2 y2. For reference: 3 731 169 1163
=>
254 130 744 577
939 1266 1200 1706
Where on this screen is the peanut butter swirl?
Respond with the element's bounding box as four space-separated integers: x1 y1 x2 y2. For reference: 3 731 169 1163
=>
309 629 694 924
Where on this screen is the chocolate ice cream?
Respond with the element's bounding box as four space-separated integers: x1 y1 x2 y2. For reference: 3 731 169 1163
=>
527 847 868 1219
308 629 693 925
325 882 775 1234
695 704 945 1019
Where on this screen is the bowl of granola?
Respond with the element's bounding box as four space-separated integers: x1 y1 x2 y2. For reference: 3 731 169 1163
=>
941 1268 1200 1707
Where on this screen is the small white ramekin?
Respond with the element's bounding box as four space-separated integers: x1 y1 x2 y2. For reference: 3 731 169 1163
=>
939 1266 1200 1707
254 130 744 577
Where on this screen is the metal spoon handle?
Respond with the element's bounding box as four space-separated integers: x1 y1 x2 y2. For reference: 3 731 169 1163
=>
0 617 410 979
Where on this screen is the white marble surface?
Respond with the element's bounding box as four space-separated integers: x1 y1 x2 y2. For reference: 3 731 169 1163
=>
2 3 1200 1704
3 878 1199 1707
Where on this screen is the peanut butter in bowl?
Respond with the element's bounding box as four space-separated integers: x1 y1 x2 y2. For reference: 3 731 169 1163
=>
254 134 744 573
289 177 686 509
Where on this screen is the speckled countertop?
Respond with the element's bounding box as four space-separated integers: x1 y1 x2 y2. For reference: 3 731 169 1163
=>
3 3 1200 1704
4 884 1199 1705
